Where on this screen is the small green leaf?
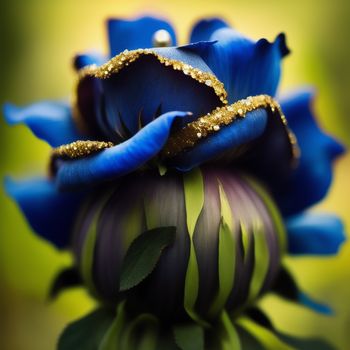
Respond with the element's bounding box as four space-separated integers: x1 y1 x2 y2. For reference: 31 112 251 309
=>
136 324 158 350
183 168 204 237
220 310 241 350
119 226 176 291
155 329 181 350
243 176 287 254
183 244 203 324
58 308 115 350
81 193 113 296
98 303 126 350
237 326 266 350
209 183 236 317
158 162 168 176
183 168 208 326
48 267 82 300
240 221 250 263
236 317 295 350
247 220 270 303
173 323 205 350
120 314 158 350
80 210 100 295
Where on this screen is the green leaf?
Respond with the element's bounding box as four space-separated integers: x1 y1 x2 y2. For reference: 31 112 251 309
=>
183 168 204 236
247 220 270 303
173 323 205 350
48 267 81 300
183 243 202 324
236 317 295 350
240 221 250 263
156 330 181 350
243 176 287 254
220 310 241 350
137 325 158 350
158 162 168 176
209 183 236 317
119 226 176 291
120 314 158 350
98 303 126 350
80 210 100 295
237 326 266 350
183 168 209 326
81 193 113 296
58 308 115 350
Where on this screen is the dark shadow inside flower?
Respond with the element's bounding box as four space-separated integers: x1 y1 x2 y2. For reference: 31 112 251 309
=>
75 47 225 144
164 97 297 187
233 107 298 186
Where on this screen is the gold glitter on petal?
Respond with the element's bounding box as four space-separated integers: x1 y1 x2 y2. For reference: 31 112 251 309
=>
76 49 227 103
52 95 299 173
51 140 114 160
161 94 300 165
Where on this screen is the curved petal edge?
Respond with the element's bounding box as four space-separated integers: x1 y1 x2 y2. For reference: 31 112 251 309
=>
107 16 177 57
54 111 191 190
274 88 345 216
4 177 85 248
187 27 290 102
3 101 83 147
189 17 229 43
286 213 346 255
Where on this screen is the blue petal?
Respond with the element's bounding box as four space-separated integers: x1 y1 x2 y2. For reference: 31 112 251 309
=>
3 101 83 147
189 18 229 43
77 45 223 141
169 108 268 171
4 177 85 248
274 89 345 216
298 292 333 315
107 16 177 57
188 28 289 102
73 52 106 70
54 111 191 189
286 213 345 255
179 40 217 53
232 107 296 184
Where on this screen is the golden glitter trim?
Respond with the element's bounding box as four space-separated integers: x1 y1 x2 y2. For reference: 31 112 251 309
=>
52 96 299 169
161 95 300 162
77 49 228 104
51 140 114 160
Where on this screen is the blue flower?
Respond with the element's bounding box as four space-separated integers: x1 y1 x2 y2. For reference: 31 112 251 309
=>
4 15 346 349
5 15 344 249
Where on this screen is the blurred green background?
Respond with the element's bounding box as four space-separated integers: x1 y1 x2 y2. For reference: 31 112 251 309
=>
0 0 349 349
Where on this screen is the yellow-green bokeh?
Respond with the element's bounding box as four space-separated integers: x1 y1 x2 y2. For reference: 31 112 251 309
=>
0 0 349 349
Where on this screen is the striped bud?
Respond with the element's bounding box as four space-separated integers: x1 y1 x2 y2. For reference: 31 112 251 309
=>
71 167 285 322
